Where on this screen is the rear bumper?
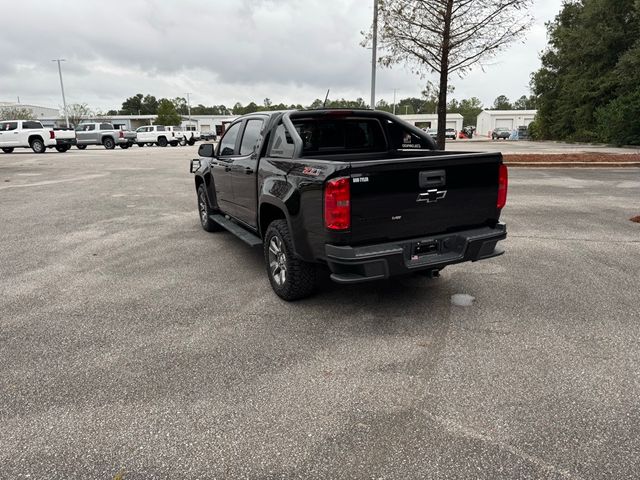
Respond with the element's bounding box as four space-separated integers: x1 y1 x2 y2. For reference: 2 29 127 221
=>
56 138 77 146
325 223 507 284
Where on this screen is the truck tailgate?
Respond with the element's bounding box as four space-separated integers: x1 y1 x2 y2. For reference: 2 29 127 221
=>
54 130 76 140
348 152 502 244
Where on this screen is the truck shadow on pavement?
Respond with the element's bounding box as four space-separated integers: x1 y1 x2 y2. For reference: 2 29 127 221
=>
218 232 451 315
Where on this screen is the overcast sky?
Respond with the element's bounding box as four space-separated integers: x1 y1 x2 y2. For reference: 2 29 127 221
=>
0 0 562 112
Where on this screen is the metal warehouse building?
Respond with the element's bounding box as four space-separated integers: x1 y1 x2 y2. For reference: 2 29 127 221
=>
476 110 537 137
398 113 464 132
0 101 60 119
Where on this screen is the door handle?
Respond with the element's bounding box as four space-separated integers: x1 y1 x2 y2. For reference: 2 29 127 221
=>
244 167 254 175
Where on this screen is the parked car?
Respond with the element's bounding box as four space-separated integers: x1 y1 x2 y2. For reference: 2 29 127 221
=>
190 109 508 300
135 125 179 147
492 127 511 140
0 120 76 153
75 122 129 150
200 131 217 141
425 128 437 137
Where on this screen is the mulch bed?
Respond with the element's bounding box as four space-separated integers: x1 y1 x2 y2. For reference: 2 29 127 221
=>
503 153 640 163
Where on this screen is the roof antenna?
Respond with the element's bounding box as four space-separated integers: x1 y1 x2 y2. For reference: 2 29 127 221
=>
323 89 330 108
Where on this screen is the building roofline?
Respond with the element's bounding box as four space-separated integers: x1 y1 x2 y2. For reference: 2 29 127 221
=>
479 110 538 115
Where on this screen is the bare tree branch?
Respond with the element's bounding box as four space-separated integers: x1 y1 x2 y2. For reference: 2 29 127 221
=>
368 0 533 148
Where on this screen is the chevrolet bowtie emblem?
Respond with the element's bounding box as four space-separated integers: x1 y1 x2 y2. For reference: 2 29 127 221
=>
417 189 447 203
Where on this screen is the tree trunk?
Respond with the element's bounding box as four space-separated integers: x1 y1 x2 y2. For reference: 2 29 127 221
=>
436 0 454 150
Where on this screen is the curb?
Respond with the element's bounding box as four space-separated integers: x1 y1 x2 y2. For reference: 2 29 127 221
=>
505 162 640 168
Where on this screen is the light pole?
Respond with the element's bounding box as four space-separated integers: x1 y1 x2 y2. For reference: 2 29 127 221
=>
52 59 69 127
393 89 398 115
370 0 378 110
185 92 192 126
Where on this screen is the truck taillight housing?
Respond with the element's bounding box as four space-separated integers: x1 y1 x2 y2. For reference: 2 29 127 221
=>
497 164 508 209
324 177 350 231
119 130 124 138
49 131 55 139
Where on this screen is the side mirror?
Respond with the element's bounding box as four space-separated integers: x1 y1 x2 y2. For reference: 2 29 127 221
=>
198 143 215 157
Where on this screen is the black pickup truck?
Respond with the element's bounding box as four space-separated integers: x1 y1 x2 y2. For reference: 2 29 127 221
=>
190 109 507 300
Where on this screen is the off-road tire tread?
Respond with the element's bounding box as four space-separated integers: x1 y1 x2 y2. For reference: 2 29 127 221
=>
264 220 316 301
197 185 222 232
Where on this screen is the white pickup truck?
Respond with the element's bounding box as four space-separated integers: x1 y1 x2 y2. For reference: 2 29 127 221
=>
0 120 77 153
165 126 199 146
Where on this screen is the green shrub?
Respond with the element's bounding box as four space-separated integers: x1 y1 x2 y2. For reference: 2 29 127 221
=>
595 89 640 145
527 119 541 140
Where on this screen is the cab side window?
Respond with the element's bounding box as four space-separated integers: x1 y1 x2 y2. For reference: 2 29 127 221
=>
1 122 19 131
240 119 264 155
269 123 295 159
22 121 43 129
100 123 113 130
219 122 241 156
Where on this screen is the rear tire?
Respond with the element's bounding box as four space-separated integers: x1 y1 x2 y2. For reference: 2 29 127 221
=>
55 145 70 152
2 147 14 153
119 144 130 149
264 219 317 301
170 141 178 147
103 137 116 150
77 145 87 150
30 138 46 154
137 143 145 147
157 137 168 147
197 184 222 232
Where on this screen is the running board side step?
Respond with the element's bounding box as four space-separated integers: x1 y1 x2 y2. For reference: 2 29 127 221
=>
209 214 262 247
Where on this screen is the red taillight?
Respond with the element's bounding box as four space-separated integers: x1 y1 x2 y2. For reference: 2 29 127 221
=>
497 164 508 209
49 130 55 139
119 130 124 138
324 176 350 230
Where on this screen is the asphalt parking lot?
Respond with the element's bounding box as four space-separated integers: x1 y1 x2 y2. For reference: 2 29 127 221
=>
1 146 639 479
